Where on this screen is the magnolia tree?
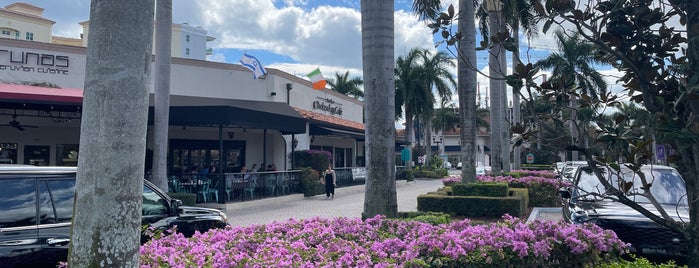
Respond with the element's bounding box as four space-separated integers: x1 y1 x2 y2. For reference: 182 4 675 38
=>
430 0 699 265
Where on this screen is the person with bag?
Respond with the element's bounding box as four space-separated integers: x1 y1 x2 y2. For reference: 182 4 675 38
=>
322 164 336 199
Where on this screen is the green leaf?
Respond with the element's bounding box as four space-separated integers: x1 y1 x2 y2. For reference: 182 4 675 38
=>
543 19 553 34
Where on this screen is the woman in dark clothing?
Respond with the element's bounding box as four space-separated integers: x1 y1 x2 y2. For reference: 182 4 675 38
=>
323 164 336 199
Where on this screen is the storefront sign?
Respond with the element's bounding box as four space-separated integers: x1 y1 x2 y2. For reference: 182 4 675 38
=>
0 49 70 75
312 97 343 115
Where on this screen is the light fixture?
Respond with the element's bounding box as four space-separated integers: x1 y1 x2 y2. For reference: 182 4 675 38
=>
227 131 235 139
271 91 277 96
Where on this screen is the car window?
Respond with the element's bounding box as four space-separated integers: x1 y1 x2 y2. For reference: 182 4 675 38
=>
576 168 687 205
143 184 168 216
0 178 37 228
39 178 76 224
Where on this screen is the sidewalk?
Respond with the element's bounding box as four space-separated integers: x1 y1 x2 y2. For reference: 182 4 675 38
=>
200 178 562 227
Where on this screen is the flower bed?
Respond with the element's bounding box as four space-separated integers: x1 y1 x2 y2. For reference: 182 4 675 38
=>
509 169 557 178
477 175 571 189
441 175 461 186
140 215 627 267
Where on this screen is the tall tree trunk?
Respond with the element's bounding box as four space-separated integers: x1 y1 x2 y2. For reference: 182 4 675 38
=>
512 28 521 169
458 0 478 183
361 0 397 218
405 112 414 169
152 0 172 192
68 0 154 266
488 7 505 174
570 96 579 161
682 1 699 266
424 117 432 167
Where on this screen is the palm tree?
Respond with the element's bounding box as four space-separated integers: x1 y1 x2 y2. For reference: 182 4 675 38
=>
411 0 478 182
68 0 154 266
432 106 459 156
535 31 608 161
418 50 456 164
328 71 364 99
361 0 398 218
475 0 539 170
152 0 173 192
395 48 431 167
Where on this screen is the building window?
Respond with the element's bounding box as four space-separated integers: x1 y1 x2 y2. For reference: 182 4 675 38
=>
1 30 10 36
25 32 34 41
186 35 190 42
185 48 190 55
15 31 20 39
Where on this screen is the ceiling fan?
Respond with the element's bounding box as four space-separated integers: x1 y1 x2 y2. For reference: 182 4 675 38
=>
2 113 38 131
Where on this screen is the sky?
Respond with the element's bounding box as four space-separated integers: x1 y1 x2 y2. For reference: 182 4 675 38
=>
17 0 619 108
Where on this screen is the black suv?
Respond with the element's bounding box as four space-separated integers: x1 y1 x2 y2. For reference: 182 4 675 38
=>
559 164 688 262
0 165 228 267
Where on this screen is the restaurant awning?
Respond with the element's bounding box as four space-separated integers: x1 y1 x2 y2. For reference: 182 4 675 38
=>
0 84 83 112
149 96 307 134
309 125 365 140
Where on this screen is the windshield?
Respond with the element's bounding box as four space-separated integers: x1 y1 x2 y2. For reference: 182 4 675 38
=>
576 167 687 206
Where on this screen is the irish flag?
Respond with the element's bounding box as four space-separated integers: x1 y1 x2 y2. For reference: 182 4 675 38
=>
307 68 326 90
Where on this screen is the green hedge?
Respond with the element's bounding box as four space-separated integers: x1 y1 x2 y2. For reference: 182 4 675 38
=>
452 182 509 197
167 192 197 206
394 211 452 225
411 169 447 179
519 164 553 170
510 188 529 213
417 192 527 217
300 167 324 197
524 183 561 207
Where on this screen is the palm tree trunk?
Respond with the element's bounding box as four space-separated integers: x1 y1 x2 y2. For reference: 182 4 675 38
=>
488 7 506 174
458 0 478 183
570 95 579 161
405 111 414 169
152 0 172 192
424 118 432 166
361 0 397 218
68 1 154 266
512 28 521 169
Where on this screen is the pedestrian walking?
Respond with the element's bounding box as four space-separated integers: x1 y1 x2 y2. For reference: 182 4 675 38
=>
322 164 336 199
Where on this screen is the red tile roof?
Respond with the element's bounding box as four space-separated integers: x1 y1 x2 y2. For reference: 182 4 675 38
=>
293 107 364 131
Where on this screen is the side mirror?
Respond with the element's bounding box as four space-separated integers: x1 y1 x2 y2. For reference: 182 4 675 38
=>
170 199 183 214
558 187 572 199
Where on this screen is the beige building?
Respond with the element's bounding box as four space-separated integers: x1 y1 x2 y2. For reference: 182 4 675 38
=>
0 2 54 43
0 2 214 60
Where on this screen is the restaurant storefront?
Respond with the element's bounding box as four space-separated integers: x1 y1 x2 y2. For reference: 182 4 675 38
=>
1 38 367 173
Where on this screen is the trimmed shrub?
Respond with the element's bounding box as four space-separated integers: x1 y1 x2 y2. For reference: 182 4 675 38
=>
300 167 324 197
417 193 526 217
167 192 196 206
478 175 569 207
394 211 452 225
452 182 509 197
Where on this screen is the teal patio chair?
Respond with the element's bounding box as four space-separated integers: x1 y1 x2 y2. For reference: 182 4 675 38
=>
244 175 257 199
276 174 289 195
264 174 276 196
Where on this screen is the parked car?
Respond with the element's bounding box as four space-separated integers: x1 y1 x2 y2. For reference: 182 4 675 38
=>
443 161 452 169
0 165 229 268
554 161 588 181
558 164 688 261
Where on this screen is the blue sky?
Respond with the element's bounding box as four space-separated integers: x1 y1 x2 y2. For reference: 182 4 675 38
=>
19 0 571 107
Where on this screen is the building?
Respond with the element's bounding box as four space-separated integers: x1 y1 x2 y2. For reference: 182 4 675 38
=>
0 2 53 43
0 2 365 173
